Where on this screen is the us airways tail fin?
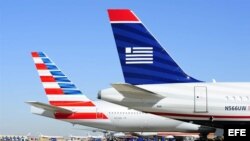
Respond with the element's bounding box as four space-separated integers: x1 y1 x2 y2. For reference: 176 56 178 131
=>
108 9 201 85
31 52 95 107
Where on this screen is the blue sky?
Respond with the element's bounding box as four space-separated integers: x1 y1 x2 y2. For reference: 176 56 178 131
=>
1 0 250 136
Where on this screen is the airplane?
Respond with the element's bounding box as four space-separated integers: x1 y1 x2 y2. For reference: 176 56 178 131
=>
98 9 250 128
27 52 214 135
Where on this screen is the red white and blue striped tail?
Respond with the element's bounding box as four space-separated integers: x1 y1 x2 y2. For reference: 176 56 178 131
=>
31 52 95 107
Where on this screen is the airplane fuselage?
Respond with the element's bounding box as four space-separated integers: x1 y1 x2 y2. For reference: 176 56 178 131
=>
31 100 208 132
100 82 250 128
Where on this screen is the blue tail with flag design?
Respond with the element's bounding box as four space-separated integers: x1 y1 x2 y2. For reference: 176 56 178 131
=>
108 9 201 85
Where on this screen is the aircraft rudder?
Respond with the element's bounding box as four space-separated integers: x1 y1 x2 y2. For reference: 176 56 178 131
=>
31 52 95 107
107 9 201 85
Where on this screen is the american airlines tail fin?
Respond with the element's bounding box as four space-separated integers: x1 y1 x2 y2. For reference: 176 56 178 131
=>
31 52 95 107
108 9 201 85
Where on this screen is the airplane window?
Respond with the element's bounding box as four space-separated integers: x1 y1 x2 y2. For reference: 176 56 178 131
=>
242 96 249 101
235 96 241 101
241 97 244 101
228 96 234 101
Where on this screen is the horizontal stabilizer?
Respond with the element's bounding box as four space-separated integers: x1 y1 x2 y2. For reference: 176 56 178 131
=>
26 101 73 114
111 83 164 99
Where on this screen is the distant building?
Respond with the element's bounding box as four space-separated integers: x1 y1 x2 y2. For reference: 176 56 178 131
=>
38 135 64 141
67 136 89 141
67 135 105 141
0 135 28 141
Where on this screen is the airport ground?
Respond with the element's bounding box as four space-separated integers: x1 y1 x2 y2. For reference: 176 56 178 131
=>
0 133 224 141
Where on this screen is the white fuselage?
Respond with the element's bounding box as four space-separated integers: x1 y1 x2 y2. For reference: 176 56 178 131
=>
100 82 250 127
31 100 210 132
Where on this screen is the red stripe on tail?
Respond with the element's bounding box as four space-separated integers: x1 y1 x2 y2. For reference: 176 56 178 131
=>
108 9 139 22
50 101 95 106
45 88 64 94
36 64 47 70
40 76 55 82
31 52 39 57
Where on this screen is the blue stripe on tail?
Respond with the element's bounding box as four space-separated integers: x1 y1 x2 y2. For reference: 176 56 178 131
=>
37 52 83 95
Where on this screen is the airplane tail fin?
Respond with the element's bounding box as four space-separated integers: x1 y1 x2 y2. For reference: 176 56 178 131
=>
31 52 95 107
108 9 201 85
